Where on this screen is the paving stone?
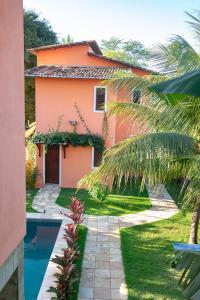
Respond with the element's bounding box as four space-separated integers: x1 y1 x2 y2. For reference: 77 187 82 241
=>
97 234 109 241
96 254 109 262
110 248 121 255
94 287 111 299
109 242 120 249
110 269 124 279
110 254 122 263
82 255 96 268
96 242 109 250
95 261 110 270
111 279 126 288
95 269 110 278
87 235 97 242
95 250 110 256
111 288 127 300
80 269 95 288
95 277 110 288
79 287 94 299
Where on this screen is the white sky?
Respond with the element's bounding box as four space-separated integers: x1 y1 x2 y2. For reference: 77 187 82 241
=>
23 0 200 48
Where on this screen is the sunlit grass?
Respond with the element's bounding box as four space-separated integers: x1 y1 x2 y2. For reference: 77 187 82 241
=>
26 188 38 212
56 182 151 216
120 182 196 300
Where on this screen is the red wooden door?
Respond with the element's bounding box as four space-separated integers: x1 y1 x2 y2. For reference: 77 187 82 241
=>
45 145 59 184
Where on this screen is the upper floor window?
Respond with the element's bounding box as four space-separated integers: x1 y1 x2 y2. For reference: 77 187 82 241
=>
92 147 103 168
132 89 141 103
94 86 107 112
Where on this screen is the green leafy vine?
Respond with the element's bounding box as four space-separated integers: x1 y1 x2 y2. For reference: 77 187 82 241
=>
32 131 105 151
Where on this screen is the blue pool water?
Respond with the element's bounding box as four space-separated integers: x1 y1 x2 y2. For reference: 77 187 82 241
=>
24 220 61 300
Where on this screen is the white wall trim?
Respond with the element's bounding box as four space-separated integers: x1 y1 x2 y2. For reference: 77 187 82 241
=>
59 145 62 187
91 147 97 169
42 144 45 185
93 86 108 113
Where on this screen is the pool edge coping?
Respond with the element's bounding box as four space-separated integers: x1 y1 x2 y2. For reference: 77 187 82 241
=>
26 212 71 300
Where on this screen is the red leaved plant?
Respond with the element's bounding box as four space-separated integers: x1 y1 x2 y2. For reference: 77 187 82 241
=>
48 196 84 300
65 196 84 225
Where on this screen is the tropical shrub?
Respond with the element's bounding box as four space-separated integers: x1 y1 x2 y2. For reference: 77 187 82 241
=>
26 139 36 188
48 196 84 299
88 182 109 201
25 159 36 188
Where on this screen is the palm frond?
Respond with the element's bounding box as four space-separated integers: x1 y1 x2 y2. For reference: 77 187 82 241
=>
186 11 200 43
108 101 159 132
108 96 200 138
151 35 200 74
182 157 200 209
78 132 197 190
153 98 200 137
174 250 200 299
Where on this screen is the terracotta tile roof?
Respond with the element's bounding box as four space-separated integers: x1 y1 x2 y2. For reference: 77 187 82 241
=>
28 40 102 55
88 52 155 73
25 65 129 79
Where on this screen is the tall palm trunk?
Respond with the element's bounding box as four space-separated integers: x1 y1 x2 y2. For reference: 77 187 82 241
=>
189 201 200 244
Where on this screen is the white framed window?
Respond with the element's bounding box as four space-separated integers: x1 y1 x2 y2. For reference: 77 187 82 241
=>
132 89 141 103
91 147 103 169
94 86 107 112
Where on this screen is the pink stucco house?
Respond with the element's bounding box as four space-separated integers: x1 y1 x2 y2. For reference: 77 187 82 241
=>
0 0 25 298
25 41 151 188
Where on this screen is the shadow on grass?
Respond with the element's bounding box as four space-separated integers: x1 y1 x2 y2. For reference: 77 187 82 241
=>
120 212 194 300
56 187 151 216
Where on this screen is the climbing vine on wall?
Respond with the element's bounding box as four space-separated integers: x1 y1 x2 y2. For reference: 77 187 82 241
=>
74 102 91 134
32 131 105 151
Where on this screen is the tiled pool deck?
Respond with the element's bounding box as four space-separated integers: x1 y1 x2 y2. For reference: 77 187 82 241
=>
28 183 178 300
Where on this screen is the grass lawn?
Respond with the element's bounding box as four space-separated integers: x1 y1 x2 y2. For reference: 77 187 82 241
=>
120 182 195 300
71 225 87 300
56 182 151 216
26 188 38 212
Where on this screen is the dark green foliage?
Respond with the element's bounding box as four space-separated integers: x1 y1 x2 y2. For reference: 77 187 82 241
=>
173 250 200 299
32 132 105 151
88 182 109 201
101 37 151 66
24 10 58 125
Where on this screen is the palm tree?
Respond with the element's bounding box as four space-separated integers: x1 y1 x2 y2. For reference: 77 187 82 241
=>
79 11 200 244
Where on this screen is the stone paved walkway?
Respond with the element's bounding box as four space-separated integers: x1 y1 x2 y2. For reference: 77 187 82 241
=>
32 184 62 214
32 183 178 300
78 184 178 300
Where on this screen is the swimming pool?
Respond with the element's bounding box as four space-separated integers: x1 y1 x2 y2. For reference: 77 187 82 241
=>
24 219 61 300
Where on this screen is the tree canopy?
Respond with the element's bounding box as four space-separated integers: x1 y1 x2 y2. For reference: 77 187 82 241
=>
24 10 58 125
100 37 151 66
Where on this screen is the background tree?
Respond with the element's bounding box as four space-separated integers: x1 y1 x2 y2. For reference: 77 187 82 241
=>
24 10 58 126
101 37 151 66
62 34 74 44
